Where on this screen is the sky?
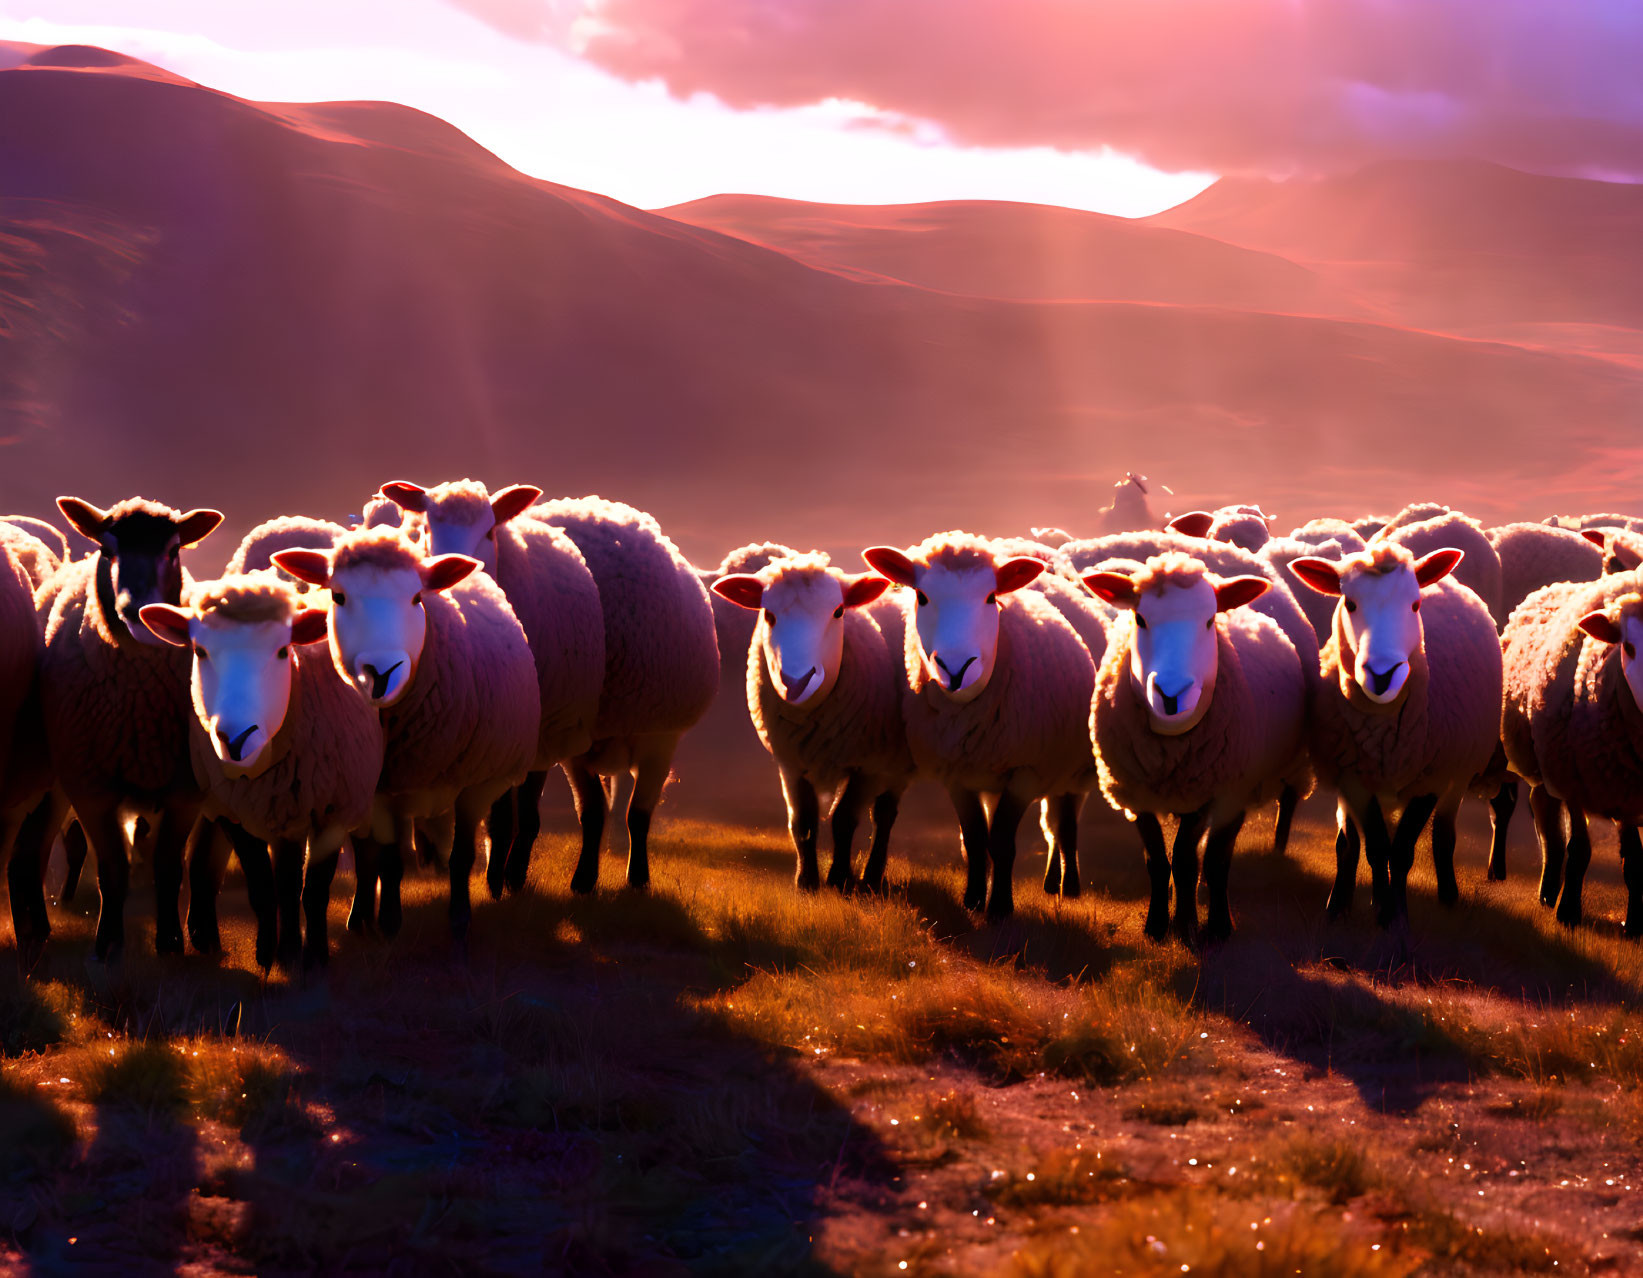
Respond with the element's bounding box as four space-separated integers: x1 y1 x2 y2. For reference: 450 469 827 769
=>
5 2 1640 216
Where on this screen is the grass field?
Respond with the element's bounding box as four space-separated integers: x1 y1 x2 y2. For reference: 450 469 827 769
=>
2 797 1642 1275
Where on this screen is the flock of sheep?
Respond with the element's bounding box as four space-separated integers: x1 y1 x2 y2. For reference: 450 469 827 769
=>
1 471 1641 973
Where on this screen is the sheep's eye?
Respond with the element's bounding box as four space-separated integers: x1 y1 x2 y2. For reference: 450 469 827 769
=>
916 591 929 607
277 646 290 660
167 545 180 561
832 605 844 620
763 608 776 626
331 590 347 607
1136 614 1148 630
986 592 997 606
1626 642 1637 660
413 593 423 607
194 646 209 661
1205 618 1214 630
1345 599 1358 613
486 528 497 541
1411 600 1420 613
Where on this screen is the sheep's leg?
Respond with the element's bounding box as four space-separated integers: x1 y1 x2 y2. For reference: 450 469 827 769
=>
302 844 341 971
449 789 494 946
1620 825 1643 939
1326 807 1361 919
226 822 278 971
1041 799 1062 896
565 757 608 895
1170 808 1209 945
502 770 549 895
827 773 871 891
1135 812 1171 940
186 819 233 955
781 768 821 891
624 737 676 891
1555 803 1591 929
1529 785 1567 908
860 789 902 893
1383 794 1436 927
1273 784 1299 857
347 836 380 933
1048 793 1083 899
76 800 129 963
1202 813 1244 942
60 819 87 904
948 785 990 912
377 812 415 940
985 789 1029 923
1487 780 1518 882
7 794 59 973
1359 799 1392 917
151 802 200 956
485 788 517 901
272 837 306 970
1430 796 1463 908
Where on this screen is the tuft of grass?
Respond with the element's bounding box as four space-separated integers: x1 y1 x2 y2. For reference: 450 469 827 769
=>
1276 1133 1379 1205
913 1088 988 1142
0 1072 76 1181
1485 1089 1564 1122
82 1039 189 1118
183 1039 302 1137
1378 1196 1578 1273
0 980 83 1056
987 1147 1135 1209
1123 1095 1204 1126
1008 1191 1417 1278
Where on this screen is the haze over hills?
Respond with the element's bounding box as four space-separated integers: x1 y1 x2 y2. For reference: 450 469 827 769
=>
1 43 1641 571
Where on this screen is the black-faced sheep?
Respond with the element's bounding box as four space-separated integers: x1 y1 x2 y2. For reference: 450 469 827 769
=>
1084 553 1307 943
712 554 914 892
1290 543 1502 927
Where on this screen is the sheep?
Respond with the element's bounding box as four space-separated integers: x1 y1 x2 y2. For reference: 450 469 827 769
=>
862 533 1103 920
523 497 719 894
1 517 69 569
1374 505 1505 626
0 520 64 591
1500 574 1643 933
1029 527 1075 549
1289 542 1502 927
1093 472 1169 534
1289 518 1368 551
1488 523 1603 619
272 527 539 947
225 516 349 593
1582 527 1643 576
1084 553 1307 943
1260 534 1362 645
711 553 914 892
140 575 384 968
0 535 54 969
37 496 224 961
1169 506 1274 553
1546 513 1643 535
1064 529 1317 854
1352 516 1390 541
376 480 606 899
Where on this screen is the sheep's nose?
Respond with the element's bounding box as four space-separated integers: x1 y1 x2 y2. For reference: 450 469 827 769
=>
360 660 404 701
216 724 259 762
1153 676 1193 716
781 666 817 699
1364 662 1401 696
933 653 976 691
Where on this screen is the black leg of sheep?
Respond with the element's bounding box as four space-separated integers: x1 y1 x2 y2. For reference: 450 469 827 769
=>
1621 825 1643 939
1170 809 1209 945
348 837 380 933
1529 785 1567 909
985 790 1028 923
1327 818 1360 919
59 819 88 905
378 840 404 939
624 746 673 892
565 758 608 895
1202 814 1243 942
860 790 901 894
502 770 549 895
76 803 130 964
185 819 232 955
303 849 340 970
1384 795 1437 928
485 790 517 901
827 774 871 891
273 837 306 970
1555 804 1592 929
1430 806 1462 908
1487 780 1519 882
1358 800 1393 922
7 796 55 974
949 785 990 914
1273 785 1298 857
1134 813 1170 940
782 772 821 892
150 803 201 957
1043 793 1082 899
227 823 278 971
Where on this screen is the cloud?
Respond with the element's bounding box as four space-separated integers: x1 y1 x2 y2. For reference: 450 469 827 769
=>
445 0 1643 178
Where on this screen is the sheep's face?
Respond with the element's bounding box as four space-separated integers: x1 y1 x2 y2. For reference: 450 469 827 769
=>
713 565 889 707
1289 548 1462 707
139 603 328 775
1577 601 1643 711
58 497 222 647
1083 563 1269 735
378 481 542 579
863 547 1045 705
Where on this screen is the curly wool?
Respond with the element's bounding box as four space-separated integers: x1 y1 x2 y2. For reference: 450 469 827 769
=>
1486 522 1602 622
0 521 63 592
1261 534 1361 644
1373 508 1504 623
1207 506 1273 553
530 496 718 742
1092 601 1306 823
1308 575 1501 802
226 516 348 583
1501 574 1643 823
1288 519 1367 552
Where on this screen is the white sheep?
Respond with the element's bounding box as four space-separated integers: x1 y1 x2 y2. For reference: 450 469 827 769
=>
1288 518 1368 550
1547 512 1643 535
273 527 539 947
1084 553 1307 943
377 480 606 899
1093 472 1168 534
1488 522 1604 620
226 516 350 593
712 553 914 892
1374 504 1505 625
1168 506 1274 553
1582 527 1643 576
1260 533 1364 645
1351 515 1390 541
527 496 720 894
141 575 384 969
1 517 69 570
1289 542 1502 927
1500 574 1643 933
37 496 224 961
1029 527 1075 549
1063 529 1317 855
862 533 1103 920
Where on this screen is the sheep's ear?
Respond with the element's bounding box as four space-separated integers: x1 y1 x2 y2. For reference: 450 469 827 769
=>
1288 557 1343 596
1214 575 1270 612
1168 511 1215 539
290 610 330 646
711 574 764 610
1081 571 1139 609
271 549 332 587
491 484 542 526
1414 548 1463 588
175 508 224 547
1612 536 1643 572
1578 610 1624 645
421 553 479 593
380 481 429 513
841 574 889 609
1582 529 1609 549
862 547 917 587
138 603 192 647
995 557 1046 595
56 497 109 543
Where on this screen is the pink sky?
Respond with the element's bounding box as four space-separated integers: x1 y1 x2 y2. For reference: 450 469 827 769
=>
0 1 1216 215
